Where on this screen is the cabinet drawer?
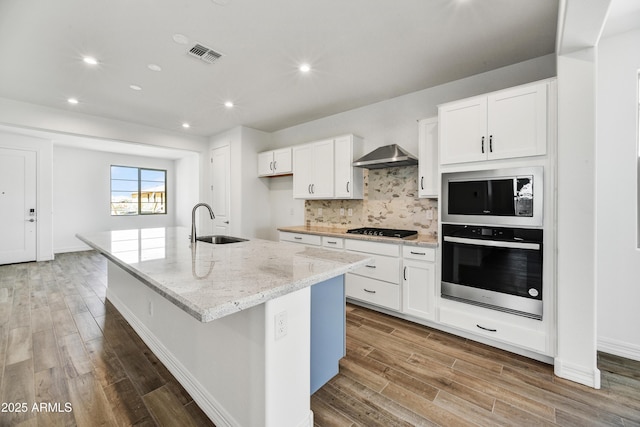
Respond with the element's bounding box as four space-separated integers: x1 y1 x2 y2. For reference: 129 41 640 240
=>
402 246 436 262
346 274 400 311
345 239 400 257
439 306 546 353
279 232 321 246
349 253 400 284
322 236 344 249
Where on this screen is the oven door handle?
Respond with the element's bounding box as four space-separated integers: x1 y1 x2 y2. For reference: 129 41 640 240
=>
443 236 540 250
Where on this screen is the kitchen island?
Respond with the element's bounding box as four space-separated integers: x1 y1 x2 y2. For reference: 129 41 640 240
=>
76 227 371 427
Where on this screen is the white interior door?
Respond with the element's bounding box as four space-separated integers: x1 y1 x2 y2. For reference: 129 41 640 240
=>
0 148 37 264
210 145 230 235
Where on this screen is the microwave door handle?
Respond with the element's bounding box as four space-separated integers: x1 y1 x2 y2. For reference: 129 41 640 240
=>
443 236 540 250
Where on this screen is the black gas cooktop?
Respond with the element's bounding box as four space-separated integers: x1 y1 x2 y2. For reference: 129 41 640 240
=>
346 227 418 239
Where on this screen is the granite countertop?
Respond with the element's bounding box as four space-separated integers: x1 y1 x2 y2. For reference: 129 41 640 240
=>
76 227 371 323
278 225 439 247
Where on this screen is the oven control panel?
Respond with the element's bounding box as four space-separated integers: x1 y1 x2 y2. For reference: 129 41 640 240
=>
442 224 543 244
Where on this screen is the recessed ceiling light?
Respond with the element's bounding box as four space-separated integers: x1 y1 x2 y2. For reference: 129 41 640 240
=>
67 98 79 104
182 123 190 129
83 56 98 65
224 101 234 108
148 64 162 72
299 63 311 73
172 34 189 45
129 85 142 91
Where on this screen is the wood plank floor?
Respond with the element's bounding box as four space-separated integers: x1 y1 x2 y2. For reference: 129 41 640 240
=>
1 251 639 426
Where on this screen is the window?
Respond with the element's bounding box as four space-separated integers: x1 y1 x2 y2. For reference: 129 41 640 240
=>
111 166 166 215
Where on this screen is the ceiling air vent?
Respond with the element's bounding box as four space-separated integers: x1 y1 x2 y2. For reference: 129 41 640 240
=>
187 43 222 64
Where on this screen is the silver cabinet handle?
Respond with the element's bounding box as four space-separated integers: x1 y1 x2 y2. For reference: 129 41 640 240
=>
270 161 273 171
403 266 407 281
294 236 302 240
273 161 277 170
476 324 497 332
308 184 312 194
410 251 426 256
311 184 315 194
346 181 350 193
364 288 376 294
481 136 485 153
223 221 229 224
26 219 36 222
365 265 376 269
326 241 337 245
489 135 493 152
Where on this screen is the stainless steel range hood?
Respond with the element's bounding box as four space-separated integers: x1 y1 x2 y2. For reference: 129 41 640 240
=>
352 144 418 169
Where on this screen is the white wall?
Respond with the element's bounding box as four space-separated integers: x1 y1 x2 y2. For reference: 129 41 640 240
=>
264 54 557 239
52 146 178 253
596 27 640 360
0 131 54 261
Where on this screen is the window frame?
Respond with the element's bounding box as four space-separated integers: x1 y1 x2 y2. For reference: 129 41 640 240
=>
110 165 168 216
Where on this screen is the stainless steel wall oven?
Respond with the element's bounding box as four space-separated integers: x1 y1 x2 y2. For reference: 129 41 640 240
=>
441 224 543 319
440 167 544 320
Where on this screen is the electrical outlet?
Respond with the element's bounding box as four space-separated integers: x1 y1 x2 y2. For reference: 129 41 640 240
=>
317 208 322 216
340 208 345 216
275 311 287 340
347 208 353 217
426 209 433 220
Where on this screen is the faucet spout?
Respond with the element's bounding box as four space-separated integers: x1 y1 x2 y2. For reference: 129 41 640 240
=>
191 203 215 243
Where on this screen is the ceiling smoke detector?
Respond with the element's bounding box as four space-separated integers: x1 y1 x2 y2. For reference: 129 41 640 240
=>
187 43 222 64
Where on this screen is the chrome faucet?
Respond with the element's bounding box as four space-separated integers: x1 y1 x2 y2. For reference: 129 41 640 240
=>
191 203 215 243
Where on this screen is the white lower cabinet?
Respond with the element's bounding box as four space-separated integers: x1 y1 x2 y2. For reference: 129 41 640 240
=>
345 239 401 311
279 231 321 246
402 246 436 321
346 274 400 311
438 304 547 354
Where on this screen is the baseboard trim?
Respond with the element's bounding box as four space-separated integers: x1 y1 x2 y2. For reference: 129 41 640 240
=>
107 291 238 427
598 337 640 361
54 245 91 254
554 357 601 389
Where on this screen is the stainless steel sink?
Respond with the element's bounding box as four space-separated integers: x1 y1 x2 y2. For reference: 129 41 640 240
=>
196 235 248 244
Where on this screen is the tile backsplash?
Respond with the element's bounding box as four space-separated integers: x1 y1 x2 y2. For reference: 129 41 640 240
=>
305 166 437 236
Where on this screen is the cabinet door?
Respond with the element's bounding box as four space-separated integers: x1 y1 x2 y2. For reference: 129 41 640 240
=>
310 139 335 198
293 144 313 198
439 97 487 165
273 148 292 175
402 259 435 320
334 136 353 198
257 151 274 176
487 83 547 160
418 117 438 198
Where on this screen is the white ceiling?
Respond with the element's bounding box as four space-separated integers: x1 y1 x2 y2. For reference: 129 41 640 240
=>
0 0 560 138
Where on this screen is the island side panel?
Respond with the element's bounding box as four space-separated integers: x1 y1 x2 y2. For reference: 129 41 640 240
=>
107 261 268 426
310 275 345 394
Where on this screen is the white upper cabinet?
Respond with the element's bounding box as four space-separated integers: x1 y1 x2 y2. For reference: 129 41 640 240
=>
258 147 292 177
439 81 549 165
334 135 364 199
293 139 334 199
293 134 363 200
417 117 438 198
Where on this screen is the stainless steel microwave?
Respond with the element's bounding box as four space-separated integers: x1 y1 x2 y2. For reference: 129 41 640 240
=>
441 167 543 227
